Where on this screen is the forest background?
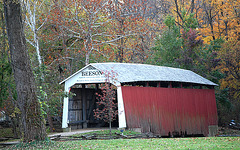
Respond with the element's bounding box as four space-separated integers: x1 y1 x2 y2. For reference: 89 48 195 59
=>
0 0 239 138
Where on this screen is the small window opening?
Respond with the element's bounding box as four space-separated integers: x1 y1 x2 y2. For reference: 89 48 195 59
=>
172 82 181 88
160 82 169 88
149 82 158 87
182 83 192 89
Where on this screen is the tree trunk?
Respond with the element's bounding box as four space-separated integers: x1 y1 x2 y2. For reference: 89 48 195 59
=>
47 111 54 132
4 0 47 142
10 116 19 138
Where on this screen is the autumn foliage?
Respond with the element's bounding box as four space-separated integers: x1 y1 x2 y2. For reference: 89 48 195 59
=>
218 40 240 100
93 83 118 123
93 70 118 134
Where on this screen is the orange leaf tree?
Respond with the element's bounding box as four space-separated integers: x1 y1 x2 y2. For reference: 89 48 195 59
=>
108 0 156 63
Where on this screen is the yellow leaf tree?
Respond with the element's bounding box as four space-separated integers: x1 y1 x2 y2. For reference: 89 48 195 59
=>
198 0 240 43
218 39 240 100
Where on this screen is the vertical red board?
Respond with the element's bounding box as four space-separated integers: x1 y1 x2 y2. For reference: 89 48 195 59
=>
121 86 218 136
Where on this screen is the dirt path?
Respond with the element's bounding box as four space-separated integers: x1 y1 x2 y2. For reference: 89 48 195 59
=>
48 128 109 137
0 128 109 148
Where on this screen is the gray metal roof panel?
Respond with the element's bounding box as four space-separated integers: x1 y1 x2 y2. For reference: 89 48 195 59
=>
91 62 217 86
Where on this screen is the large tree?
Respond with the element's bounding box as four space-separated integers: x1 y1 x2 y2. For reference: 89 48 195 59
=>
4 0 47 141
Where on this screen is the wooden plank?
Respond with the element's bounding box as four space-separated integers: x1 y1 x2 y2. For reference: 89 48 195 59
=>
69 109 82 111
69 120 85 124
82 84 87 128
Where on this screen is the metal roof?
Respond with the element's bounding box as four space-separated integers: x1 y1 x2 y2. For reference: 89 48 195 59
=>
60 62 217 86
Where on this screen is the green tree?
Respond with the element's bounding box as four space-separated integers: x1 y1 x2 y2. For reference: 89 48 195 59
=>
152 13 201 70
152 15 182 67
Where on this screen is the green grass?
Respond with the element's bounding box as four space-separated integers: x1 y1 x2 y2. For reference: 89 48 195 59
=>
72 129 141 137
6 137 240 150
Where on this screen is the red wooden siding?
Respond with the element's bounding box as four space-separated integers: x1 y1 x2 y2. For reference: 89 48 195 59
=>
121 86 218 136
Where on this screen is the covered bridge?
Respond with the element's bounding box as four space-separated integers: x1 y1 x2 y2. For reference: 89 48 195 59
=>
60 63 218 137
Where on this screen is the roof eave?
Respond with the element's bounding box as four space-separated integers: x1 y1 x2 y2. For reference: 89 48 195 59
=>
59 63 121 85
59 64 91 85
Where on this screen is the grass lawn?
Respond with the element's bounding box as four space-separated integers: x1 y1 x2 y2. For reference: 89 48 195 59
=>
7 137 240 150
72 129 142 137
2 129 239 149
